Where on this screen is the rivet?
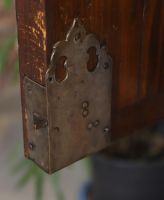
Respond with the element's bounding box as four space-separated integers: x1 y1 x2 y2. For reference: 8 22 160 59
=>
29 142 35 151
94 120 100 127
88 122 93 130
44 121 48 127
82 101 89 108
104 127 110 133
82 109 89 117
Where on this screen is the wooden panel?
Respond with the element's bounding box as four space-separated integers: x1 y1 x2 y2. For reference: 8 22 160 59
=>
112 0 164 138
112 94 164 139
160 51 164 93
112 0 144 108
139 0 164 98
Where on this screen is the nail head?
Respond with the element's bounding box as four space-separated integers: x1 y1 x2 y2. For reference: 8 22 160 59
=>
82 101 89 108
88 123 93 130
104 127 110 133
29 142 35 151
94 120 100 127
82 109 89 117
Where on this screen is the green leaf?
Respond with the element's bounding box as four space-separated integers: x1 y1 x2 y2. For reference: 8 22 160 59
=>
51 172 64 200
3 0 13 10
11 159 31 174
35 175 44 200
16 167 35 188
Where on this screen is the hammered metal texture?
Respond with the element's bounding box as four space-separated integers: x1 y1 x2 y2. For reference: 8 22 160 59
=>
24 77 50 172
46 19 112 172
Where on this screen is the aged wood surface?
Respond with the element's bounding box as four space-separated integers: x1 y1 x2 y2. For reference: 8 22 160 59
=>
16 0 47 157
16 0 164 160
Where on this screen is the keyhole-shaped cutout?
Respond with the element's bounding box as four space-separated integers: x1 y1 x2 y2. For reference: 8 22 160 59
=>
55 56 67 83
87 47 98 72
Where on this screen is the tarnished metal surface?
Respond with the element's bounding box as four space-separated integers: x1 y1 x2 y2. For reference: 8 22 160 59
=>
46 19 112 172
24 19 112 174
24 77 50 173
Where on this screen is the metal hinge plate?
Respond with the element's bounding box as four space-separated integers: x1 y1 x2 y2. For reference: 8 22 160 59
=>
24 19 112 174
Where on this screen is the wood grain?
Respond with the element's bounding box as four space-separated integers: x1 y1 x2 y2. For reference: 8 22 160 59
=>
139 0 164 99
16 0 47 157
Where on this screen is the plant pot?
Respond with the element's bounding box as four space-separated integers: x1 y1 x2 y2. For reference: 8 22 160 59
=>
92 154 164 200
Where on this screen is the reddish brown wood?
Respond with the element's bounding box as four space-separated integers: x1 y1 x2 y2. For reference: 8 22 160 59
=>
16 0 48 157
112 94 164 139
16 0 47 84
139 0 164 99
16 0 164 152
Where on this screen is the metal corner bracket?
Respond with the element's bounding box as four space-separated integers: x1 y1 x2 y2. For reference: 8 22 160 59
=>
24 18 112 174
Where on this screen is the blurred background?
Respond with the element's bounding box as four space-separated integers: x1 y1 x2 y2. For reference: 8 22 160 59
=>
0 1 91 200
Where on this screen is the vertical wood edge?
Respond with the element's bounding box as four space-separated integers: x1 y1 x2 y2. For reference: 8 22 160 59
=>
15 0 48 157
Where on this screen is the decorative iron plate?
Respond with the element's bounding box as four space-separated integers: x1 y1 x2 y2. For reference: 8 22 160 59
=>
24 77 49 172
45 19 112 172
24 19 112 173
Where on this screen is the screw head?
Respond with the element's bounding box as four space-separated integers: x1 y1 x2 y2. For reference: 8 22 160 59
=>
82 109 89 117
104 127 110 134
94 120 100 127
82 101 89 109
87 122 93 130
29 142 35 151
44 121 48 127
